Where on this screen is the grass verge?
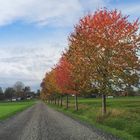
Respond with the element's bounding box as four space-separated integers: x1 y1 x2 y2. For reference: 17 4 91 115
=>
0 100 36 120
46 96 140 140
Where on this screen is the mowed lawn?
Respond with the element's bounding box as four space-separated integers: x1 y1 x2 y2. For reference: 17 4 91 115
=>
0 100 36 120
48 96 140 140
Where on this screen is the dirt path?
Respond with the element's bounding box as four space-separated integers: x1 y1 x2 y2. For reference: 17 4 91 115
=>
0 101 118 140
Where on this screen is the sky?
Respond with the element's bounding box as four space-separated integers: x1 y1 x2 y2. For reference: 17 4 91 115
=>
0 0 140 91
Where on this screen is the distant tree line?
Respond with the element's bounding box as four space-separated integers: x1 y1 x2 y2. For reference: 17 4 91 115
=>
0 81 40 101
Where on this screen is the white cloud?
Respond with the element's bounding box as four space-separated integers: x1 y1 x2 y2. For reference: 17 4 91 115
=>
121 4 140 15
0 0 139 27
108 2 140 21
0 0 82 27
80 0 106 12
0 40 65 90
0 0 107 27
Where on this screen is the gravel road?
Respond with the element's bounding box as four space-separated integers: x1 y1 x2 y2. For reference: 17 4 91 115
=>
0 101 119 140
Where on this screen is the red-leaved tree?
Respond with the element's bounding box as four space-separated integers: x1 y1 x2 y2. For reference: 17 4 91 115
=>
68 9 140 115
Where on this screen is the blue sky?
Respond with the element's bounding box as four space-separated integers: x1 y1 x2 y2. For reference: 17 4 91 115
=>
0 0 139 91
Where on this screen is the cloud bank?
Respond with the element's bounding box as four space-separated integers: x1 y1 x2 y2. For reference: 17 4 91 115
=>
0 41 64 90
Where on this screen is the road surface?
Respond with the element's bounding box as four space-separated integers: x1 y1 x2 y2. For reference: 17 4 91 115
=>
0 101 118 140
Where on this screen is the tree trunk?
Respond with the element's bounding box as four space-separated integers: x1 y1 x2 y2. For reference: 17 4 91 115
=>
102 94 106 115
60 95 63 107
66 94 69 109
11 93 13 102
58 97 60 106
75 94 78 111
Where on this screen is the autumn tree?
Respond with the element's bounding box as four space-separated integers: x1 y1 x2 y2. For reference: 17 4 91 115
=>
68 9 140 115
40 55 80 110
40 69 62 104
55 56 78 109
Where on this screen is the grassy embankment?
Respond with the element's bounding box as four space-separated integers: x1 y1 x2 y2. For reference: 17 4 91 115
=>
47 96 140 140
0 100 36 120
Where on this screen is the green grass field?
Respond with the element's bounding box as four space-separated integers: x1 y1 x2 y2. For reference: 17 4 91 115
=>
47 96 140 140
0 100 36 120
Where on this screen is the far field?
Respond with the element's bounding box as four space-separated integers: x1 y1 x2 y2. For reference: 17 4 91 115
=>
0 100 36 120
47 96 140 140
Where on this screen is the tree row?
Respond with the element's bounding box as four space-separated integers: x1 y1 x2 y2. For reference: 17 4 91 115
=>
40 9 140 115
